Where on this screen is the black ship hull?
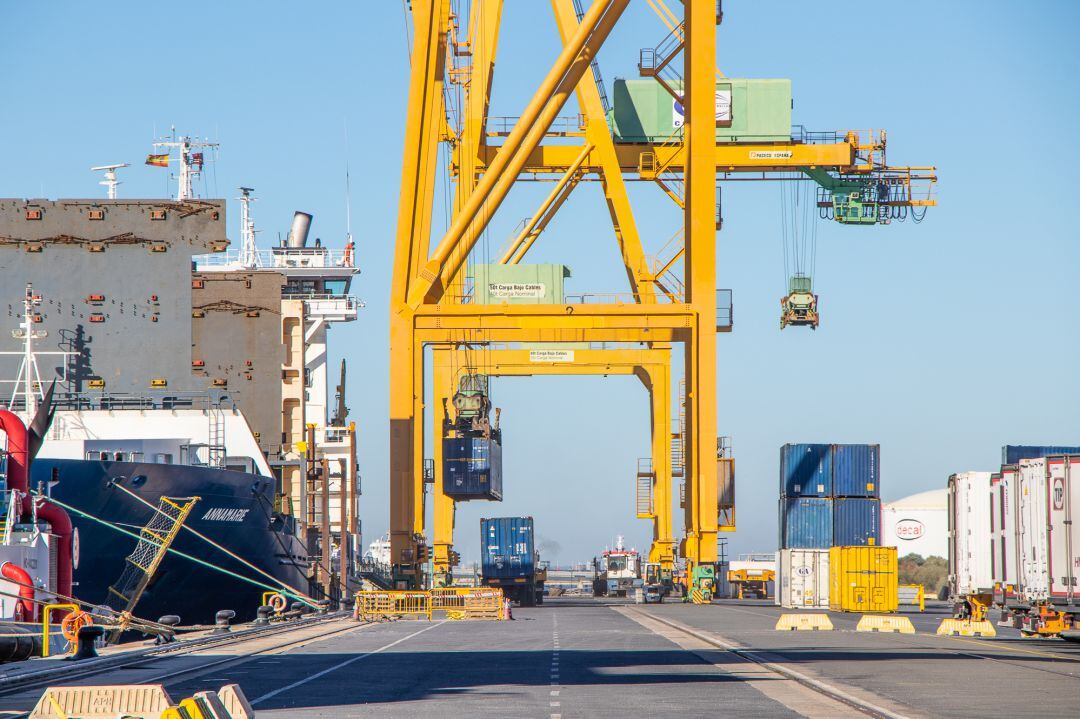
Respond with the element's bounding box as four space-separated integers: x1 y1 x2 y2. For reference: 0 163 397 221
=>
32 458 311 626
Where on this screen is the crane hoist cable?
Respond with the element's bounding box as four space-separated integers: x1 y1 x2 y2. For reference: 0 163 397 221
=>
779 173 819 289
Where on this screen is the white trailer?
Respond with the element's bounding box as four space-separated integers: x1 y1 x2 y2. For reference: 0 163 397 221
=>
776 549 829 609
1046 456 1079 606
997 456 1080 636
990 466 1019 603
948 472 994 605
1017 458 1051 604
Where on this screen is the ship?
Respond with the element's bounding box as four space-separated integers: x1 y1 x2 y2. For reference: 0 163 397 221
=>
0 139 361 625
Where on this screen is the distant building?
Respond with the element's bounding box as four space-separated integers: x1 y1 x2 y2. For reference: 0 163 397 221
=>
882 489 947 559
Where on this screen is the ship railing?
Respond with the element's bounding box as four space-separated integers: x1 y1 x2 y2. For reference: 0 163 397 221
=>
323 426 352 444
284 293 363 312
194 247 356 270
21 391 239 413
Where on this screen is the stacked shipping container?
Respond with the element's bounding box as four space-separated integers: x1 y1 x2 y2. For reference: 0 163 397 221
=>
777 444 883 609
779 444 882 548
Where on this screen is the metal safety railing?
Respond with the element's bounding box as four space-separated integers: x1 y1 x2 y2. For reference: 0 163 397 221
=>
898 584 926 611
355 588 506 622
716 289 734 331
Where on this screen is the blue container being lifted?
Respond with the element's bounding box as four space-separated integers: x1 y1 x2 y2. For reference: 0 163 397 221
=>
832 498 881 546
832 444 880 498
1001 445 1080 465
480 517 536 581
780 498 833 548
780 444 832 497
443 436 503 501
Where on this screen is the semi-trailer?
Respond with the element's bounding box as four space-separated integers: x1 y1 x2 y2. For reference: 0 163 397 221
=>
480 517 546 606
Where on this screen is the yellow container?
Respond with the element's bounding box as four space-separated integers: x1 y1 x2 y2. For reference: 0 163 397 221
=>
829 546 898 613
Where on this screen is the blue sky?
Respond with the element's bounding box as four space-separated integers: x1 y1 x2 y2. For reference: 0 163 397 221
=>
3 1 1078 566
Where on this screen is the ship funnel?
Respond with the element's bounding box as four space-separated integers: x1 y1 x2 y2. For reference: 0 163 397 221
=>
286 211 313 248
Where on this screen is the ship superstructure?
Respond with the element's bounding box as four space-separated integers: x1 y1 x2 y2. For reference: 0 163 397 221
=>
194 198 362 575
0 137 363 614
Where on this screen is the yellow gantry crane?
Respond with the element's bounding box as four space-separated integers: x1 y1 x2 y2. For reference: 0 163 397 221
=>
389 0 935 594
430 346 678 586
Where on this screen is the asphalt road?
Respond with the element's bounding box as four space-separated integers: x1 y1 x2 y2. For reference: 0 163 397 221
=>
5 599 1079 717
165 599 806 718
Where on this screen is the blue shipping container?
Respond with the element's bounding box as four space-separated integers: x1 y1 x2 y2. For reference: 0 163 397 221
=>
481 517 535 580
780 498 833 548
833 498 881 546
780 444 832 497
832 444 880 498
1002 445 1080 465
443 436 503 501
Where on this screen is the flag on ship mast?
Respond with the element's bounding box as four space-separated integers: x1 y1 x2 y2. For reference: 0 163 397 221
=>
145 154 170 167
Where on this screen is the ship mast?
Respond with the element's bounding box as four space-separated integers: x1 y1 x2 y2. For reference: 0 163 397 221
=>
153 129 219 201
237 186 261 268
10 284 46 418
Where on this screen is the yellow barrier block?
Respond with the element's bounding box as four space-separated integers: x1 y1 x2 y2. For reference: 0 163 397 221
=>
30 685 174 718
936 618 997 637
775 613 834 631
856 615 915 633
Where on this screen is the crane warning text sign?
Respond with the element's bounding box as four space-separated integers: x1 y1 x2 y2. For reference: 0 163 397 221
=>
488 282 546 299
529 350 574 363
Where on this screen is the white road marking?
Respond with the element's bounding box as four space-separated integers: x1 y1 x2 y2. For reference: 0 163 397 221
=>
617 607 916 719
250 621 446 705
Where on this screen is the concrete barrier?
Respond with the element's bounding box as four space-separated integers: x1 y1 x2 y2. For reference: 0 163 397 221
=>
856 615 915 634
936 618 996 637
775 613 833 631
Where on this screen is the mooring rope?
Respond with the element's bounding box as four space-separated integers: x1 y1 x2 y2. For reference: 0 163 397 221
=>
34 492 318 609
108 482 318 605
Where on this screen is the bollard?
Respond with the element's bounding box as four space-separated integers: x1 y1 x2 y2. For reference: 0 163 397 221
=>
254 605 273 626
291 601 308 615
155 615 181 645
316 599 331 615
212 610 236 635
71 625 105 660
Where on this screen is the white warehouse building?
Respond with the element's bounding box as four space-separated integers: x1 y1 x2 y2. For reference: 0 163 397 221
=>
881 488 948 559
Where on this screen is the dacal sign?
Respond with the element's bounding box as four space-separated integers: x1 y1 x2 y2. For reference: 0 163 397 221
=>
895 519 925 540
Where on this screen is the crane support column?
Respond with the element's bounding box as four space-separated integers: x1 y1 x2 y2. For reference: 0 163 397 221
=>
432 354 455 586
390 0 450 585
682 1 719 588
636 362 675 567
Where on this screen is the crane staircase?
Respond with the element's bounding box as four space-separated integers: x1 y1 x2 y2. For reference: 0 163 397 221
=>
635 457 655 519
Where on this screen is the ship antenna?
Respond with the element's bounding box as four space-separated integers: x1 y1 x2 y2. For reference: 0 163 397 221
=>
237 186 261 268
90 163 130 200
344 118 354 248
152 129 219 201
